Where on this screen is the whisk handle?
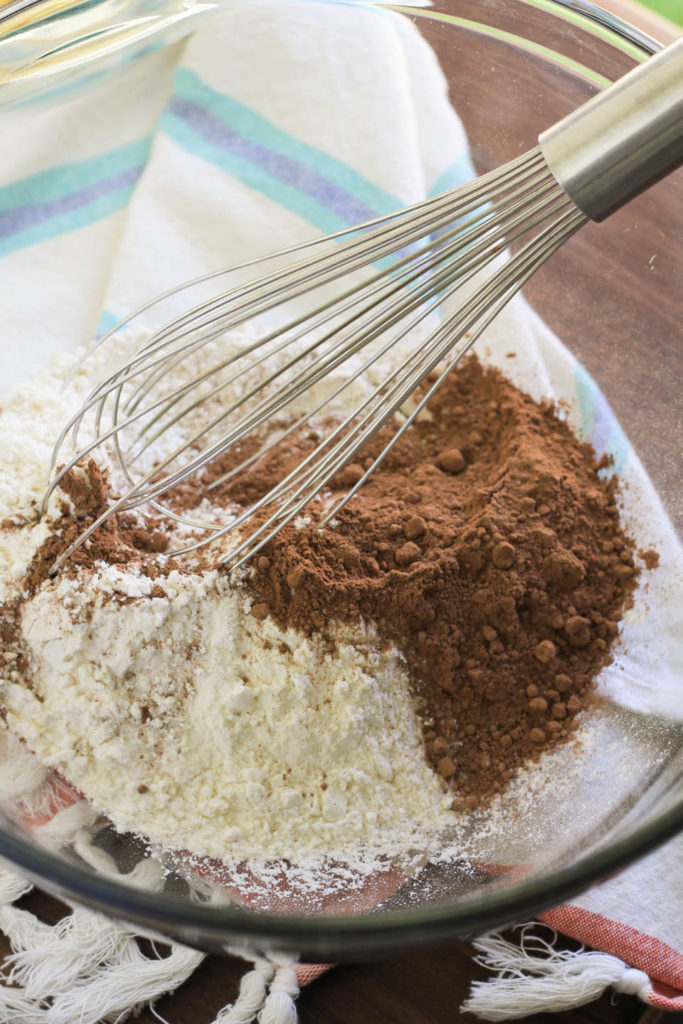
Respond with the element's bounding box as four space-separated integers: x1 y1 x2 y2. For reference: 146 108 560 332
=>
539 36 683 222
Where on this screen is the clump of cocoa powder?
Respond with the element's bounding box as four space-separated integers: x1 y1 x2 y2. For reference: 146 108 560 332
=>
18 355 640 808
197 356 639 805
23 461 172 595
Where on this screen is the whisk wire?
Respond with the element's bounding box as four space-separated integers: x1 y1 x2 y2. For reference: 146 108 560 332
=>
134 161 563 455
221 207 586 573
45 147 588 575
110 152 552 418
146 178 569 479
113 165 566 496
48 150 553 495
317 204 587 532
167 202 584 569
43 31 683 572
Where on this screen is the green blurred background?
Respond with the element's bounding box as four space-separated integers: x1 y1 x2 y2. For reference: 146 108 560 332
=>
641 0 683 24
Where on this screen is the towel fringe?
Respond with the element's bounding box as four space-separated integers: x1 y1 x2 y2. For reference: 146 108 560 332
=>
259 963 300 1024
0 851 299 1024
462 925 651 1021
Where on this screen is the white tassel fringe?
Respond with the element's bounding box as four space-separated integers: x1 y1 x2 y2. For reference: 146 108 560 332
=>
259 965 300 1024
0 857 302 1024
0 983 48 1024
0 867 32 905
462 926 651 1021
47 943 204 1024
209 957 300 1024
214 960 274 1023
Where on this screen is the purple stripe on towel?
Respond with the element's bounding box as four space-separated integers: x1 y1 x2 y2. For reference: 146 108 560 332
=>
0 165 143 240
167 95 379 225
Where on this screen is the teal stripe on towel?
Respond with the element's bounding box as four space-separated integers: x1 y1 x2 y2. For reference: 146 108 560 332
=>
163 109 354 235
0 138 150 213
0 186 133 258
172 68 401 214
0 137 151 257
96 309 121 337
604 419 630 479
574 360 597 444
164 68 404 229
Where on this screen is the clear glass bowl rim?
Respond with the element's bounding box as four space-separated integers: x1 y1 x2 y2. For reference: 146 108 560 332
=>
0 0 681 957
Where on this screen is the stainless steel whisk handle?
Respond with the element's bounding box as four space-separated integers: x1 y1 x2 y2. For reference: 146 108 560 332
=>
539 36 683 222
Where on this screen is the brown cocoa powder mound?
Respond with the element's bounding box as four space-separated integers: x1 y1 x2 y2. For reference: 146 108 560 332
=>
198 355 638 805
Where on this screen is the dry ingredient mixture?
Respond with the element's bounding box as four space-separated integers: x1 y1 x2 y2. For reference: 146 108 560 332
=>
211 356 639 808
0 333 640 869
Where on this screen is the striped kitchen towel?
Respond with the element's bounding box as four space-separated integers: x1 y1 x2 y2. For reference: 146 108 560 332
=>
0 1 680 1021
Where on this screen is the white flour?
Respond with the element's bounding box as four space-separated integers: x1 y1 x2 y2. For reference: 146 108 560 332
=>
6 568 453 864
0 332 455 870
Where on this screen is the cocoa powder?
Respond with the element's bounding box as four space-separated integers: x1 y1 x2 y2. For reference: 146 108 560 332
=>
195 355 638 805
23 463 172 595
19 355 640 808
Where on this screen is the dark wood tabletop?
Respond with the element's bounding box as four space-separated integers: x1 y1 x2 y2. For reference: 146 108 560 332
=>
5 3 679 1024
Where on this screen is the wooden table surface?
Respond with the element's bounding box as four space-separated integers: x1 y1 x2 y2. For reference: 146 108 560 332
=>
5 3 679 1024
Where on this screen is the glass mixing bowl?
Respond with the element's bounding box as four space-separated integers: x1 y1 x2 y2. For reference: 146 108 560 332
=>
0 0 680 961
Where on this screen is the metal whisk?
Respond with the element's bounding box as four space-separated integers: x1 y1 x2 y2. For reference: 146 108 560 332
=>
45 38 683 573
